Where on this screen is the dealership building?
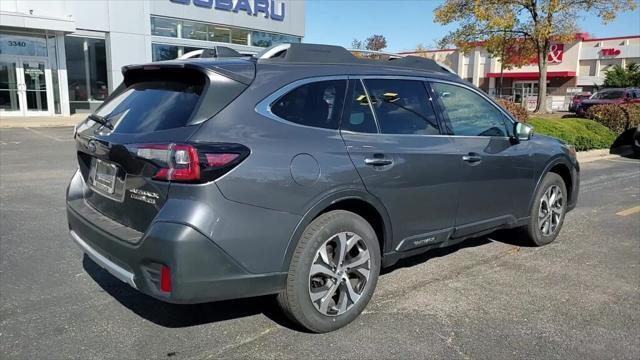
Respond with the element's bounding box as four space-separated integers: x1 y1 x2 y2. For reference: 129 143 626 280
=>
402 34 640 111
0 0 304 117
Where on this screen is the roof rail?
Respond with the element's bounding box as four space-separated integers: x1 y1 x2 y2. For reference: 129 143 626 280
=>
257 43 455 75
349 49 404 60
178 45 245 60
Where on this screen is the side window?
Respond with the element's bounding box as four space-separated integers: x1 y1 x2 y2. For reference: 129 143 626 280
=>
341 80 378 133
431 82 509 137
363 79 440 135
271 80 346 129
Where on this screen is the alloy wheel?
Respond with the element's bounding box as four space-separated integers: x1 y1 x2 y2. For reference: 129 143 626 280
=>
539 185 564 236
308 232 371 316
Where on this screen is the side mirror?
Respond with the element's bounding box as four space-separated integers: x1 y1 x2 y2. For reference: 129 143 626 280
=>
514 122 533 141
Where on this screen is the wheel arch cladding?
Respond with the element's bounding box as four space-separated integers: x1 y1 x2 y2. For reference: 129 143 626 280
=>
528 156 574 215
548 163 573 204
320 199 386 255
282 193 392 272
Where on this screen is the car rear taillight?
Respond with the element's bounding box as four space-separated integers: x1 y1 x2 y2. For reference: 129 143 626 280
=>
131 143 249 183
160 265 171 293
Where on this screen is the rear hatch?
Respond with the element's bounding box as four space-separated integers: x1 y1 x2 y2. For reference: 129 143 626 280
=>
74 60 253 233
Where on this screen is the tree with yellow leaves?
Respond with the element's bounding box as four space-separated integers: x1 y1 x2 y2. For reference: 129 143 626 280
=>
434 0 637 113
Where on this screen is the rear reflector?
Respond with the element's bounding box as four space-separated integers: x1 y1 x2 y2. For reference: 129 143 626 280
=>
131 142 249 183
160 265 171 293
205 153 239 167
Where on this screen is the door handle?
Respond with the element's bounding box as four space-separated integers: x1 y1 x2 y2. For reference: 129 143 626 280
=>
462 153 482 163
364 157 393 166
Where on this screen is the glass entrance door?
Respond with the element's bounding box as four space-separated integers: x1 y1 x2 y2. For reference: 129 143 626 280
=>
0 57 52 116
0 60 21 115
22 60 49 114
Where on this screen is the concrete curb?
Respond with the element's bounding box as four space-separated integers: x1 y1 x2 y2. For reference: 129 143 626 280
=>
0 114 85 129
576 147 633 163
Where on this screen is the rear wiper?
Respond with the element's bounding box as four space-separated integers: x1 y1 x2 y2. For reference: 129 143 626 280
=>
88 113 113 130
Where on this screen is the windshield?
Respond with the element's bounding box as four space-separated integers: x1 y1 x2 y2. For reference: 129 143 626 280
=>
95 81 203 133
591 90 625 100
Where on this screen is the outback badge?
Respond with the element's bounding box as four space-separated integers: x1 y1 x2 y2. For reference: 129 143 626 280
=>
129 188 159 205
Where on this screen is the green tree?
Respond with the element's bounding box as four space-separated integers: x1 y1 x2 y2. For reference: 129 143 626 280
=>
351 38 363 50
365 35 387 52
603 63 640 87
434 0 636 113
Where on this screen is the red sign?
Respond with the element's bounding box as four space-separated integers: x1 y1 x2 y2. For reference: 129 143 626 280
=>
547 44 564 63
504 43 564 65
600 48 621 57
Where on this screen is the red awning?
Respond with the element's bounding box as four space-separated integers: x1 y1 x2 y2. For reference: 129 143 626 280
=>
486 71 576 79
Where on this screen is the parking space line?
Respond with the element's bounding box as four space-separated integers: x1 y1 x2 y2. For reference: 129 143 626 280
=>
616 206 640 216
23 127 73 142
605 158 640 164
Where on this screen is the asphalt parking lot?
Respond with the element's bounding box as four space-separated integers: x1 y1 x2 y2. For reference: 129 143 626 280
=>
1 127 639 359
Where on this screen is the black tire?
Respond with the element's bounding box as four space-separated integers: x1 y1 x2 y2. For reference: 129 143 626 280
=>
277 210 381 333
632 128 640 158
523 172 568 246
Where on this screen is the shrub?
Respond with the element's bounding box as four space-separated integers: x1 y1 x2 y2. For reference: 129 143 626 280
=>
586 103 640 134
621 103 640 128
528 117 617 151
496 99 529 123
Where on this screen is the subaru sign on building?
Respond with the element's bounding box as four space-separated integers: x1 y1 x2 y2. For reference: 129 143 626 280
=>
0 0 304 117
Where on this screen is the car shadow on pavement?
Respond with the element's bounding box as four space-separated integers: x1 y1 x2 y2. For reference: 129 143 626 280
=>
382 229 535 275
82 255 302 330
82 229 531 330
381 236 491 275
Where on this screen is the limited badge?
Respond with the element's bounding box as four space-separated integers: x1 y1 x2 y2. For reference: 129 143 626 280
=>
129 188 159 205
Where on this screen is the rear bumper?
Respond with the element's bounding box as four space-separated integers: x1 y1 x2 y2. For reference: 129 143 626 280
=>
70 229 136 289
67 204 286 303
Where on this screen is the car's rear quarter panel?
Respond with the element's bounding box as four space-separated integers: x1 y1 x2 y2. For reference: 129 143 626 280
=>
190 65 367 215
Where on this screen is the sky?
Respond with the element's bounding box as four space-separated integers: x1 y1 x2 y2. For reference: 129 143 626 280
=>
304 0 640 53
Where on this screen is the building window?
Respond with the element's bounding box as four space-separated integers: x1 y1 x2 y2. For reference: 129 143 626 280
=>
231 29 249 45
251 31 301 47
600 59 622 74
149 16 300 48
152 44 180 61
64 36 108 114
579 60 596 76
182 21 208 41
45 35 62 114
627 58 640 66
209 27 230 43
151 17 179 38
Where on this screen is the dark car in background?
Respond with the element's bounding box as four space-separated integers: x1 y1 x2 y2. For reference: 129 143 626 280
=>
568 92 592 113
67 43 579 333
576 88 640 115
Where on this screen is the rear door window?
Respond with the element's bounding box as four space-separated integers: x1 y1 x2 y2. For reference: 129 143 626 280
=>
95 81 203 133
363 79 440 135
341 80 378 133
271 80 347 130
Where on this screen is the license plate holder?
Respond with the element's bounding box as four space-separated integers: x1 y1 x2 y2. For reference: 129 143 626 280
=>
92 159 118 194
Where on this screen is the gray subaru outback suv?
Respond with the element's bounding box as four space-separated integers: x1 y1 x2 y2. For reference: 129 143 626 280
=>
67 43 579 332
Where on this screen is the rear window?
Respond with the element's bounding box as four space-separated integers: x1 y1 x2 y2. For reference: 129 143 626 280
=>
95 80 203 133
